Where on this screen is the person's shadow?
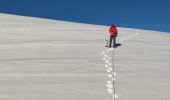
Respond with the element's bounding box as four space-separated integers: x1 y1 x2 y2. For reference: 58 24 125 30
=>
114 43 122 48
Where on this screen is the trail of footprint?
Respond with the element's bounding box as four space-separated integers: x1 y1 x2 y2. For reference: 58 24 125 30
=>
100 32 140 100
100 48 117 100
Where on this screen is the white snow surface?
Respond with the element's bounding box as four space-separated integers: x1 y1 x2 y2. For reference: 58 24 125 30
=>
0 13 170 100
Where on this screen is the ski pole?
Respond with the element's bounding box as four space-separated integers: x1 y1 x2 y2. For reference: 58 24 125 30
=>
105 40 108 47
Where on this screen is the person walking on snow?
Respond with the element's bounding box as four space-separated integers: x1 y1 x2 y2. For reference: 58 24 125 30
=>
109 24 118 48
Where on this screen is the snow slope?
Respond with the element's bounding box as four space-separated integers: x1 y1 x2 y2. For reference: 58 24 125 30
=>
0 13 170 100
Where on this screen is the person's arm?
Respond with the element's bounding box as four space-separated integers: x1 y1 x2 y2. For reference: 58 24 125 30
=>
109 27 112 33
115 27 118 33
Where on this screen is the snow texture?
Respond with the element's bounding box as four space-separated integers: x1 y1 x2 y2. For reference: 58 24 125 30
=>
0 13 170 100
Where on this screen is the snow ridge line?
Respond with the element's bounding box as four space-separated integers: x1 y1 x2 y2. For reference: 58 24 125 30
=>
100 32 139 100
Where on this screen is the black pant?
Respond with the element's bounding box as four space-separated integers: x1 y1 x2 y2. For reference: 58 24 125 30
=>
109 35 116 47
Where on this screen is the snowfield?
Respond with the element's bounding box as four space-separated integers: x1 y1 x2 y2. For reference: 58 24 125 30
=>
0 13 170 100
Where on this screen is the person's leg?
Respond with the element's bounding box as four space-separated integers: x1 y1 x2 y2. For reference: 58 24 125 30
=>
109 35 113 47
113 36 116 47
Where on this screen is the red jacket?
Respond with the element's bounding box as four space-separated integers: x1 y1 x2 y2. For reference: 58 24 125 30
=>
109 26 118 36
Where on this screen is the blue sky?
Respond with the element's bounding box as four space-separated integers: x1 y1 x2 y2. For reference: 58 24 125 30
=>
0 0 170 32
